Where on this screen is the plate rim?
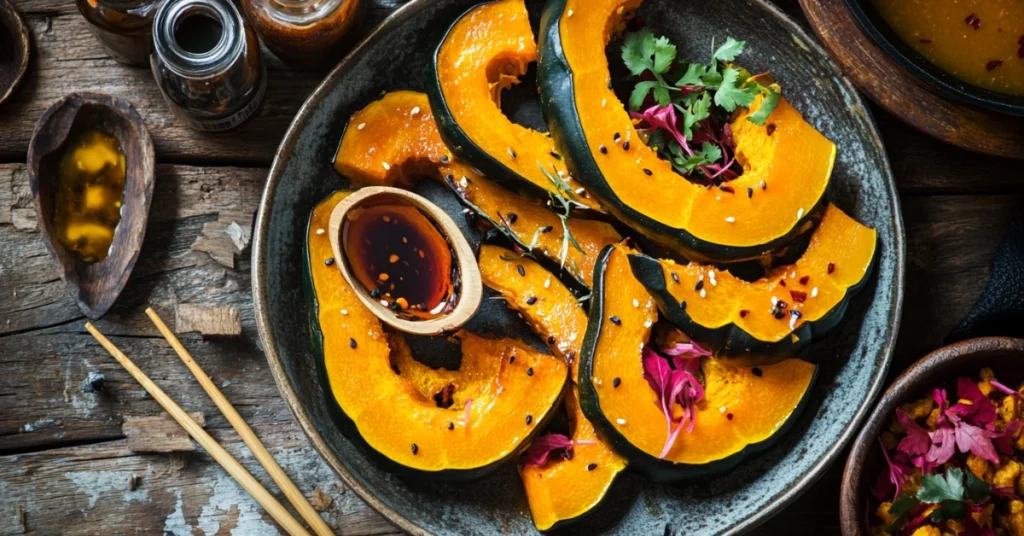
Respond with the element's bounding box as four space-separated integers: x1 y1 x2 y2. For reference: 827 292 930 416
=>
252 0 907 533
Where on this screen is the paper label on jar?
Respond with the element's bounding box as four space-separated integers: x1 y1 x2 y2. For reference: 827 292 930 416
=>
174 64 268 133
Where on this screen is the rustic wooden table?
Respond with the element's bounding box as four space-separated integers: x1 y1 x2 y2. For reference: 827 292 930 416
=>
0 0 1020 534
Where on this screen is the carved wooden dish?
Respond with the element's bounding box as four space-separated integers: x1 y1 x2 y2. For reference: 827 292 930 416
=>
327 186 483 336
0 0 30 106
28 93 156 319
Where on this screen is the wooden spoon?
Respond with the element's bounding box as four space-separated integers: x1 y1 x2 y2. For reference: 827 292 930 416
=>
0 0 30 107
327 186 483 336
28 93 156 319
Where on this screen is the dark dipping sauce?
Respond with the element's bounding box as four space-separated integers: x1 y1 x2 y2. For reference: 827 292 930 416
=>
341 196 460 321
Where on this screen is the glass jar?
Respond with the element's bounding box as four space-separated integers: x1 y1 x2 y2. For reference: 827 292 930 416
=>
242 0 361 69
150 0 266 132
75 0 160 66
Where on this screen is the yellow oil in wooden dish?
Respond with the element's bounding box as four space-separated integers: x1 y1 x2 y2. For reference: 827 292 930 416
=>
872 0 1024 96
52 130 126 263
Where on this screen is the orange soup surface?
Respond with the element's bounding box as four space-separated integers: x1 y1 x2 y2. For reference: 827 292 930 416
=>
872 0 1024 96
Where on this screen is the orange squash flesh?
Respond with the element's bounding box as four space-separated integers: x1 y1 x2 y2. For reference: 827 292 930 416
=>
477 244 625 530
647 204 876 344
433 0 600 210
333 91 449 188
584 245 816 466
544 0 835 258
310 191 568 474
334 91 620 287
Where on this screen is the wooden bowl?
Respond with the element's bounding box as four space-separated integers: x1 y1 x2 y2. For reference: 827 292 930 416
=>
28 93 156 319
326 186 482 336
0 0 30 106
840 337 1024 535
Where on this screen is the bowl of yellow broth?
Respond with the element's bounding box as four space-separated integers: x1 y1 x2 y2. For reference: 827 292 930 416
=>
843 0 1024 116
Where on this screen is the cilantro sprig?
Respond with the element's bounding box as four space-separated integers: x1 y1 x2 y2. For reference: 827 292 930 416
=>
621 31 781 183
885 468 992 533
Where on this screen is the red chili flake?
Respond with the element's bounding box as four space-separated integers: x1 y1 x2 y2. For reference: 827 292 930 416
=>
720 185 735 194
799 275 810 285
790 290 808 303
779 279 787 287
727 413 734 420
827 262 836 274
987 60 1004 71
739 309 750 318
766 123 776 136
965 13 981 29
919 39 932 44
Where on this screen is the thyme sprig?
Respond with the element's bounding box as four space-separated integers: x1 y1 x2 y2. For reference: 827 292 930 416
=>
540 164 586 270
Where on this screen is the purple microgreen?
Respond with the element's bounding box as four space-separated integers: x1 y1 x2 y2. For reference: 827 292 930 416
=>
895 408 931 457
990 379 1021 398
954 421 1001 464
879 438 911 501
926 425 957 466
642 345 706 460
995 419 1023 455
521 433 597 467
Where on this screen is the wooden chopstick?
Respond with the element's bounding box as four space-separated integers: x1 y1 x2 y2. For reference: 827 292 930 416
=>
144 307 334 536
84 322 312 536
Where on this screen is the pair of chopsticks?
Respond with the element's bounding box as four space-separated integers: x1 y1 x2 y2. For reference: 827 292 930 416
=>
85 308 333 536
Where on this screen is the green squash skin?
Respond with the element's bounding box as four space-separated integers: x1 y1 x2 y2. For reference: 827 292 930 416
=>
627 248 876 363
536 0 826 263
305 192 564 481
427 0 556 202
577 245 819 482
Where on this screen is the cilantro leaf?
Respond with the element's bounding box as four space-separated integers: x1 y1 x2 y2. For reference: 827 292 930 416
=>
711 37 746 65
930 501 967 524
746 88 780 126
964 470 991 503
622 30 656 76
917 468 966 504
676 63 707 87
885 493 921 533
629 81 660 111
713 67 757 112
680 92 711 139
653 36 677 73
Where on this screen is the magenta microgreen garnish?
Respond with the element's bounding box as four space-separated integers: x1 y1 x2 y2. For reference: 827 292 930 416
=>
989 379 1020 398
641 338 709 459
924 380 1002 465
521 433 596 467
895 408 930 458
621 31 779 185
878 438 912 501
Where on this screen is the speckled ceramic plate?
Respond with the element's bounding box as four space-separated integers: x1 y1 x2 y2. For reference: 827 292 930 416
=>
253 0 906 533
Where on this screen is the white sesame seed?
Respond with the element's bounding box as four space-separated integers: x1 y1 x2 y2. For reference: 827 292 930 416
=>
719 406 727 413
567 9 574 17
575 187 586 195
725 216 736 223
643 320 653 328
632 299 640 308
699 289 706 298
459 177 468 188
616 418 627 425
790 315 799 330
410 106 421 116
771 296 779 306
316 228 325 235
811 287 819 297
544 278 551 289
593 377 602 386
340 309 348 315
709 269 715 279
601 98 607 108
797 207 805 219
357 123 366 130
379 300 389 306
382 162 391 170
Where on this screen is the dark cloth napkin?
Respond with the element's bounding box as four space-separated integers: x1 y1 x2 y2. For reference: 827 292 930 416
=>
946 212 1024 343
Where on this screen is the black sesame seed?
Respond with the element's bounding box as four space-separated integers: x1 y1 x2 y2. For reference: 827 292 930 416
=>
679 300 687 310
613 132 621 142
587 463 597 471
507 213 518 223
527 367 534 376
370 287 381 299
613 377 621 388
599 145 608 154
752 367 763 377
623 141 630 150
325 257 335 266
509 147 517 159
509 353 516 364
774 311 785 319
747 187 753 198
550 151 562 160
390 302 401 311
671 272 681 284
610 316 622 325
440 155 450 163
526 414 533 425
695 280 704 291
517 265 526 276
540 225 553 233
607 80 613 89
547 336 556 344
448 422 455 430
445 173 454 182
526 296 538 305
643 168 653 176
791 310 802 319
778 300 788 309
411 443 419 455
349 338 357 349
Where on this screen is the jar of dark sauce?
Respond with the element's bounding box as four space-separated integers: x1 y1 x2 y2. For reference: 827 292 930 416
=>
242 0 362 69
75 0 160 66
150 0 265 132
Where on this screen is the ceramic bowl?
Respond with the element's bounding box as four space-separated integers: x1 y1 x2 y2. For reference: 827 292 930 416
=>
841 0 1024 117
840 337 1024 535
253 0 906 533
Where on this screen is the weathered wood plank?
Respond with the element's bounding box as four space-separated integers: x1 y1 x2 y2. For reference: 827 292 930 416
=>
124 412 205 453
0 426 400 536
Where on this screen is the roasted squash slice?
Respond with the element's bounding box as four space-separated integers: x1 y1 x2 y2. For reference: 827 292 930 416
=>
628 204 877 363
478 245 626 530
578 244 817 481
430 0 600 210
308 191 568 479
537 0 835 262
334 91 620 287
